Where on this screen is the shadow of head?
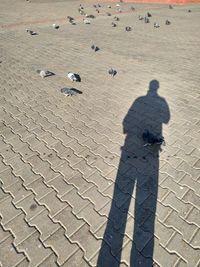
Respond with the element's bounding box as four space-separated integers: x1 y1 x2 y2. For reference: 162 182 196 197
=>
148 80 159 95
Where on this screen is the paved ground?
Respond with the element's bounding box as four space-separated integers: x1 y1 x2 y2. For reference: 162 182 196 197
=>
0 0 200 266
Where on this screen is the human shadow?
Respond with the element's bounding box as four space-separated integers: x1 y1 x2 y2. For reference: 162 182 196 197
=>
97 80 170 266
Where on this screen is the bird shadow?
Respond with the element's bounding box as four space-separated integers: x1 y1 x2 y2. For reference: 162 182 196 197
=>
97 80 170 266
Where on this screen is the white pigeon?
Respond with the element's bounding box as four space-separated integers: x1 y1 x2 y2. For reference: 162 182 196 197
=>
67 72 81 82
83 19 91 24
116 4 120 7
36 70 53 78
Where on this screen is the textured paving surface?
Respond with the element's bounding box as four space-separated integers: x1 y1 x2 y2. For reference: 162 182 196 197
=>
0 0 200 266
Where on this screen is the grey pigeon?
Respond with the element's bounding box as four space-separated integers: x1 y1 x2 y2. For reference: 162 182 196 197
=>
26 29 37 35
147 12 152 17
114 16 120 21
112 22 117 27
142 129 165 146
61 87 82 96
107 12 111 16
138 15 144 20
125 26 132 32
131 6 135 11
36 70 54 78
169 5 173 9
68 72 81 82
154 22 160 28
86 14 96 18
165 19 171 25
108 68 117 77
91 45 100 52
144 17 150 23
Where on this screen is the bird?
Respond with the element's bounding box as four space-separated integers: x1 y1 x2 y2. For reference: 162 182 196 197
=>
144 17 150 23
138 15 144 20
125 26 132 32
165 19 171 25
26 29 37 35
98 4 101 7
67 16 76 24
106 12 111 16
83 19 91 24
96 9 100 13
52 24 59 29
188 9 191 12
147 12 152 17
112 22 117 27
117 9 122 13
61 87 82 96
91 45 100 52
36 70 54 78
142 130 165 146
114 16 120 21
154 22 160 28
108 68 117 77
93 4 97 8
107 5 111 8
169 5 173 9
85 14 95 18
116 4 120 7
67 72 81 82
131 6 135 11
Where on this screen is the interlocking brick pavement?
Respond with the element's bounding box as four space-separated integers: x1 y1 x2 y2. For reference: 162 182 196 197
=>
1 0 200 266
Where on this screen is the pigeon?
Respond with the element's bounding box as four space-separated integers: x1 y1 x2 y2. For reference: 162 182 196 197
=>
107 12 111 16
52 24 59 29
147 12 152 17
117 9 122 13
125 26 132 32
107 5 111 8
67 72 81 82
98 4 101 7
131 6 135 11
91 45 100 52
67 16 74 22
138 15 144 20
83 19 91 24
144 17 150 23
169 5 173 9
114 16 120 21
112 22 117 27
36 70 54 78
116 4 120 7
165 19 171 25
142 130 165 146
79 9 85 15
85 14 95 18
188 9 191 12
26 29 37 35
154 22 160 28
108 68 117 77
61 87 82 96
96 9 100 13
93 4 97 8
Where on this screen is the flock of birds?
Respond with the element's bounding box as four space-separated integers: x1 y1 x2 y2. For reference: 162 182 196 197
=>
25 3 182 87
25 2 191 146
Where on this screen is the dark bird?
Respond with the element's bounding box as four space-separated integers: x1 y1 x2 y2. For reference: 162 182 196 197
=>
154 22 160 28
67 16 74 22
131 6 135 11
26 29 37 35
86 14 96 18
91 45 100 52
112 22 117 27
107 12 111 16
61 87 82 96
144 17 150 23
169 5 173 9
142 130 165 146
114 16 120 21
93 4 97 8
188 9 191 12
125 26 132 32
165 19 171 25
98 4 101 7
108 68 117 77
96 9 100 13
147 12 152 17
